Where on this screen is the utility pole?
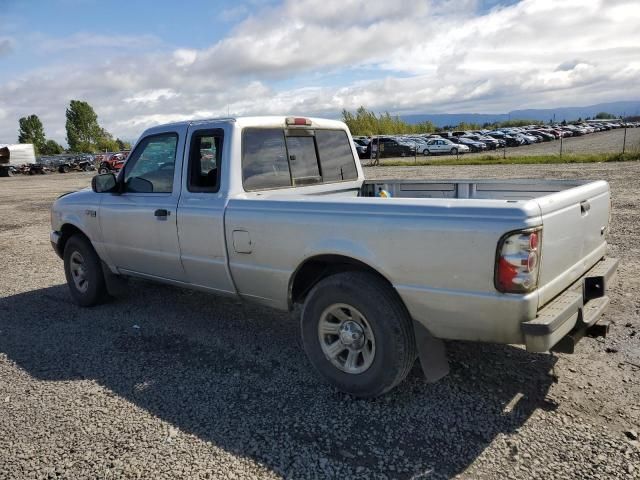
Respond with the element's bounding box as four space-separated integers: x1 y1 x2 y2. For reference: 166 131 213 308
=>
623 112 627 154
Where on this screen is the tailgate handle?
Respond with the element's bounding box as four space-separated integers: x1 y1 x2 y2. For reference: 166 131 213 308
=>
580 200 591 215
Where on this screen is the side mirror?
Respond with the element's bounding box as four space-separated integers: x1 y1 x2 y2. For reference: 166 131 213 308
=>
92 173 118 193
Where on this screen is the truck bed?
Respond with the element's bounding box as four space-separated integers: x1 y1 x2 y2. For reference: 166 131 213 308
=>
361 179 591 200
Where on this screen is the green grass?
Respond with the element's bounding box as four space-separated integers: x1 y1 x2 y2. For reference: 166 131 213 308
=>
369 151 640 167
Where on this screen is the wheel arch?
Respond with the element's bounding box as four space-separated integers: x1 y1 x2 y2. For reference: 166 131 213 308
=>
288 254 402 311
58 223 91 257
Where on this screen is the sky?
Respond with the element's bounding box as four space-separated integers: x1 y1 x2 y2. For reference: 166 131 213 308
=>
0 0 639 144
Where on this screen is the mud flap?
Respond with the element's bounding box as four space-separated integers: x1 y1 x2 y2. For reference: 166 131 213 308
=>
102 261 128 296
413 320 449 382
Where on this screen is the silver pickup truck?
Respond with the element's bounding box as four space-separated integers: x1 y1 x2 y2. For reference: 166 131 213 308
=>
50 116 618 397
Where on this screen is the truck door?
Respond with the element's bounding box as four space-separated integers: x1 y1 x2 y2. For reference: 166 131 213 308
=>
99 128 186 281
176 126 235 294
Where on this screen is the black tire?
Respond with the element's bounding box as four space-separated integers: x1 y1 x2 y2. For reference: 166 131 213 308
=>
301 271 416 398
450 148 458 155
99 165 110 174
63 235 109 307
423 148 430 156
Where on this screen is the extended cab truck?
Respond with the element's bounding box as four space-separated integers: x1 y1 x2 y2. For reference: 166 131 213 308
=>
50 116 618 398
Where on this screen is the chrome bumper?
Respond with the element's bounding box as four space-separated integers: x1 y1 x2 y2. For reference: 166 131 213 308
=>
50 231 63 258
522 257 619 352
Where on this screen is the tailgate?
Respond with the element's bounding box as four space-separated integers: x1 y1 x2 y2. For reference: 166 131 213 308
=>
536 180 610 307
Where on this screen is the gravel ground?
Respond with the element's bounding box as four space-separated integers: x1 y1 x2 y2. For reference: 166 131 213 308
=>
373 127 640 162
1 165 639 479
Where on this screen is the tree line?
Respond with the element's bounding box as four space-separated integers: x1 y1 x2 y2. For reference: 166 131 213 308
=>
341 107 626 136
341 107 437 136
17 100 130 156
341 107 546 136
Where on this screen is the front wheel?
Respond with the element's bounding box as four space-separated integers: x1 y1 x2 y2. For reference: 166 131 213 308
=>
63 235 109 307
423 148 430 156
450 148 458 155
301 271 416 398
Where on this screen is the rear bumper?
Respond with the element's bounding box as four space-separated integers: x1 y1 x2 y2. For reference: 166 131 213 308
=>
522 257 619 352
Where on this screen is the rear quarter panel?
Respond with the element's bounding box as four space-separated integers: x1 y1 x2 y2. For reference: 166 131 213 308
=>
224 196 542 343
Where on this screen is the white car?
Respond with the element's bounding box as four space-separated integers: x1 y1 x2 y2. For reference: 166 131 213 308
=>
423 138 470 155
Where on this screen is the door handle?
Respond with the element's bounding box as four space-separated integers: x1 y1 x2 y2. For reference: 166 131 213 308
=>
154 209 170 217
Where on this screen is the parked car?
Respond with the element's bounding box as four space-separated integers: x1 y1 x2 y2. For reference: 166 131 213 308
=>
464 134 503 150
50 116 618 398
423 138 470 155
527 130 555 142
352 139 368 159
366 137 416 158
99 153 127 174
455 137 488 153
488 132 521 147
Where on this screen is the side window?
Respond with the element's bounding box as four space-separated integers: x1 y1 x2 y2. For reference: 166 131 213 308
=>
242 129 291 191
124 133 178 193
315 130 358 181
286 135 321 186
188 130 222 192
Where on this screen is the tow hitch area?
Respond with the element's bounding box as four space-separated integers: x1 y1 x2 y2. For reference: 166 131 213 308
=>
552 319 610 354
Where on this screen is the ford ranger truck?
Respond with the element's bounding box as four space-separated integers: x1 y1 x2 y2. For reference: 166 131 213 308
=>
50 116 618 398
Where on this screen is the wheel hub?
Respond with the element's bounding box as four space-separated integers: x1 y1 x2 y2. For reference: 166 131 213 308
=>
69 251 89 293
317 303 376 374
339 321 365 349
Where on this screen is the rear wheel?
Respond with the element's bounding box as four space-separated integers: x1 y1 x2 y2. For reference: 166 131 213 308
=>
301 271 416 398
98 165 110 174
63 235 109 307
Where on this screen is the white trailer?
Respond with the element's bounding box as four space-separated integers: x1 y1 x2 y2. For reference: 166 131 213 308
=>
0 144 36 176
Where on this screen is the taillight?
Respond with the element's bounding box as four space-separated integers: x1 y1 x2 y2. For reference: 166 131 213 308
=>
495 228 542 293
285 117 312 126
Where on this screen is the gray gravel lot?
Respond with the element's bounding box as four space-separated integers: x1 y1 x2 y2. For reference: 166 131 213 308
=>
1 164 639 479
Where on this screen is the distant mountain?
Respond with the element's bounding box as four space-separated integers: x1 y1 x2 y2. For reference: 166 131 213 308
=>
401 101 640 127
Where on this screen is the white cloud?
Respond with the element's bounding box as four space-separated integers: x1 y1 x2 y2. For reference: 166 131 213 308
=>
1 0 639 144
124 89 180 105
173 49 198 67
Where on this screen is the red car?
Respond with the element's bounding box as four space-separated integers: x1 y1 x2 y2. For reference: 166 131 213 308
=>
98 152 129 174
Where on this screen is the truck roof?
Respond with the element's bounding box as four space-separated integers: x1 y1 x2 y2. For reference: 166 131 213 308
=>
144 116 347 132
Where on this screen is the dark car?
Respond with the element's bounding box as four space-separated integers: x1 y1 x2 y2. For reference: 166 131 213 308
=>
366 137 416 158
450 136 486 152
464 134 502 150
488 132 521 147
526 130 555 142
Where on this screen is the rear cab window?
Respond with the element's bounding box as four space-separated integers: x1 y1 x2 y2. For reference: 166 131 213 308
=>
187 129 223 192
242 128 358 191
